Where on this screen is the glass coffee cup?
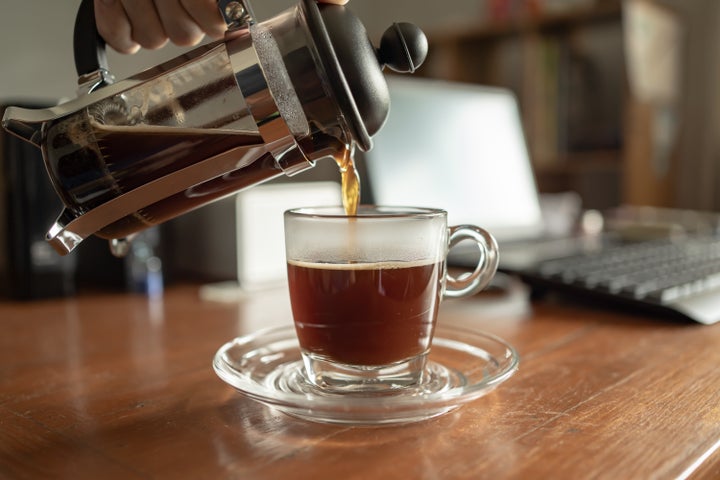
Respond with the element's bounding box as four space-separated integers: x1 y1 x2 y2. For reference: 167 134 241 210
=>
284 205 499 392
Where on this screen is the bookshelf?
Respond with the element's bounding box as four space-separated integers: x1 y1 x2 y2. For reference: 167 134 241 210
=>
422 0 628 209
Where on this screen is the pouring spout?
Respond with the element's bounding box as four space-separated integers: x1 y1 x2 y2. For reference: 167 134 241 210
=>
46 209 85 256
2 106 45 147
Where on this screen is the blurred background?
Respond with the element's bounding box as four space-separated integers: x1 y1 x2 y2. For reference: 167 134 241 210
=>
0 0 718 297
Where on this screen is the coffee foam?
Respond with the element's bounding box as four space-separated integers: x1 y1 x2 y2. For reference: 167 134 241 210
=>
287 258 438 270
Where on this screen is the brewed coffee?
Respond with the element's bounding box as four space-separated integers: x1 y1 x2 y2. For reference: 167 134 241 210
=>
43 112 271 238
333 145 360 216
287 259 443 365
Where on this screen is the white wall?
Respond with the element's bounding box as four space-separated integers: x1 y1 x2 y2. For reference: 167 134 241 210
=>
0 1 190 101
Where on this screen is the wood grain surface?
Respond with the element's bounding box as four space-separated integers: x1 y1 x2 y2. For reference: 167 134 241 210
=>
1 280 719 479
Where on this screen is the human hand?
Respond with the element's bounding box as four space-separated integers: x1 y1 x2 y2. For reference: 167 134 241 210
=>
95 0 350 54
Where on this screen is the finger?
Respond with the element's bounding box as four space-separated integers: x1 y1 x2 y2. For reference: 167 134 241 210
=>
94 0 140 54
120 0 169 50
318 0 349 4
180 0 226 39
154 0 205 47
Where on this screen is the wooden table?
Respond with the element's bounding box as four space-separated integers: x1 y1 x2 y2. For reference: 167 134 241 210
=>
2 278 720 479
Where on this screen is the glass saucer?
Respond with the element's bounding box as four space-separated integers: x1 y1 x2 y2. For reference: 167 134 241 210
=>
213 324 519 425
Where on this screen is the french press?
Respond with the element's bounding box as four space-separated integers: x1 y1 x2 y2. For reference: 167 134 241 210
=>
2 0 427 256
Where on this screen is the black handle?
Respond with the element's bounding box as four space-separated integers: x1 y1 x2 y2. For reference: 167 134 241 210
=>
73 0 109 78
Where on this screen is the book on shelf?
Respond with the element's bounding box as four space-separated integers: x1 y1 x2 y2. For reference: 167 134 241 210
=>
484 0 604 22
560 19 625 153
487 21 625 168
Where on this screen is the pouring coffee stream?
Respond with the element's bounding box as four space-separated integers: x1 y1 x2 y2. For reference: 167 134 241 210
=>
2 0 427 256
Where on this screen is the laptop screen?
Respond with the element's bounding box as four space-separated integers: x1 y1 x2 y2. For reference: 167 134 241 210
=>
361 77 545 244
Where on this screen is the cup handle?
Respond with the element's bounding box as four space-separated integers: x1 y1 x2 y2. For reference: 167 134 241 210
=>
444 225 499 299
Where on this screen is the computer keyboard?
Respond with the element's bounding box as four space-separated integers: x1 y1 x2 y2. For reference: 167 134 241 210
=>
518 236 720 325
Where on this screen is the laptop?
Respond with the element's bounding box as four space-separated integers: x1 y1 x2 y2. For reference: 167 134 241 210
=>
361 76 720 325
361 76 586 269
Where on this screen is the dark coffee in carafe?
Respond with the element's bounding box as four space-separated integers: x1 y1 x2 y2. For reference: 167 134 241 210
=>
44 114 266 239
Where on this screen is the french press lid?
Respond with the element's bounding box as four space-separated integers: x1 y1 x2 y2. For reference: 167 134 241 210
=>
301 0 428 151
